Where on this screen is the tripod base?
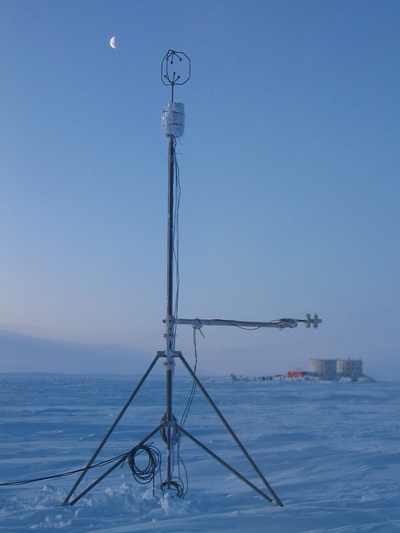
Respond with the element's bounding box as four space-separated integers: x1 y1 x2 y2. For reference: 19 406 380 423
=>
62 351 283 508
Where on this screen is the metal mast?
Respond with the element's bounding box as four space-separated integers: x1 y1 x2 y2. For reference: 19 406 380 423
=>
161 49 191 361
160 50 191 491
62 49 321 509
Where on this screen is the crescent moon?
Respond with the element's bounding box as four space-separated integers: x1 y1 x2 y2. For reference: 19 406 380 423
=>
110 36 116 49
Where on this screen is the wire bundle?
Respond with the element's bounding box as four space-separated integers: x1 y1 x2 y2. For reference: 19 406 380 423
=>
127 443 162 487
0 452 129 487
160 478 185 498
172 138 181 340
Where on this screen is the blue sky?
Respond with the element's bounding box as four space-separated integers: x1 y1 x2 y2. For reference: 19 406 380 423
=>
1 0 399 380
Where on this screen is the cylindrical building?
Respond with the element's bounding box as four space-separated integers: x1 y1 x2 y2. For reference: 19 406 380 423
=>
336 358 363 379
309 359 337 379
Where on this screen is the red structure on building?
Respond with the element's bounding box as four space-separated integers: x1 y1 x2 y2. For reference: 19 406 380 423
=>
287 371 308 378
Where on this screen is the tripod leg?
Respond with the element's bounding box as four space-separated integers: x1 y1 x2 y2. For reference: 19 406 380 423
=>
68 424 164 506
62 353 161 506
177 352 283 507
177 424 274 504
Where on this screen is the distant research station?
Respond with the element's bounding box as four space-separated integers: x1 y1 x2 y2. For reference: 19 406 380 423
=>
231 358 373 382
287 358 366 381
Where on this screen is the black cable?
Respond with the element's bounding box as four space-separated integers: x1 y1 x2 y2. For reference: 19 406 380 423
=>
174 449 188 498
126 443 162 493
180 325 198 428
209 318 287 331
0 452 129 487
168 325 199 499
160 478 185 498
220 319 265 330
1 443 164 492
173 140 181 338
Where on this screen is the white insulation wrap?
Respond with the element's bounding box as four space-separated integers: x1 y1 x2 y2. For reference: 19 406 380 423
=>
161 102 185 138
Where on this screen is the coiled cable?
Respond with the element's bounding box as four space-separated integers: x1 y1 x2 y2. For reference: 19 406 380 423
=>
126 443 162 492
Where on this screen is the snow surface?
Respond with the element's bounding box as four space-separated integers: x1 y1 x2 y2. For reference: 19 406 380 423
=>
1 372 399 532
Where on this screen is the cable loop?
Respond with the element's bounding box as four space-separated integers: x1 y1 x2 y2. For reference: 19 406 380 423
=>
126 443 162 488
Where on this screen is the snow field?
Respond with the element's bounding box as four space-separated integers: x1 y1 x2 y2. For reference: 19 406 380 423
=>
1 374 399 531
